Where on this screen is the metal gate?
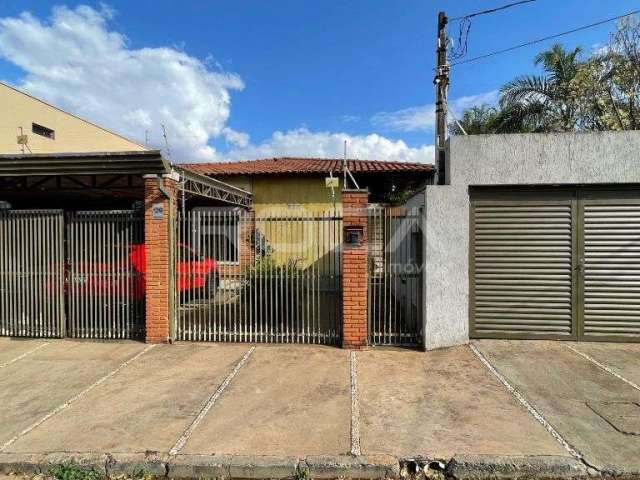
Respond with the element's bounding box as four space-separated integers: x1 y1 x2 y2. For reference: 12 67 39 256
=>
174 209 342 344
66 211 145 339
367 206 424 346
0 210 65 337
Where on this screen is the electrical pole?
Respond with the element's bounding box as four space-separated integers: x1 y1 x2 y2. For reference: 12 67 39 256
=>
434 11 449 185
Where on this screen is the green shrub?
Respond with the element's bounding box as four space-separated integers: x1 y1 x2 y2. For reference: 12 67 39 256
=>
49 461 103 480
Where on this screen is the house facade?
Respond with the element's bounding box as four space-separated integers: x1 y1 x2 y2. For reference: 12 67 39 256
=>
3 80 639 349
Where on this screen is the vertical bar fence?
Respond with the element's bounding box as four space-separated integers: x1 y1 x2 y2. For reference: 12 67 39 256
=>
367 206 424 346
174 208 343 344
66 210 144 339
0 210 65 337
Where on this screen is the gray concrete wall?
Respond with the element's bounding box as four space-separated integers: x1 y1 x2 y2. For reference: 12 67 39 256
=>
424 131 640 350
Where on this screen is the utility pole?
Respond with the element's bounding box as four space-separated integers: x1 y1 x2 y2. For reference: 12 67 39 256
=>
434 11 449 185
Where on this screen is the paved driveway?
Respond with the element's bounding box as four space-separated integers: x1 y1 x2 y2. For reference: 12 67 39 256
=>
473 340 640 473
0 337 637 474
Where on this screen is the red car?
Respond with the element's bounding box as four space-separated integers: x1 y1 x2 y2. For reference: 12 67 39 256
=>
66 243 218 300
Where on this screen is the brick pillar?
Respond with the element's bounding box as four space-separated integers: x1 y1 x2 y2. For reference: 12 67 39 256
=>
143 173 178 343
342 189 369 349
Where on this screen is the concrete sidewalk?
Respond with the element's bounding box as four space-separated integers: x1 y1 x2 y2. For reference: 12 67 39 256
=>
0 337 637 478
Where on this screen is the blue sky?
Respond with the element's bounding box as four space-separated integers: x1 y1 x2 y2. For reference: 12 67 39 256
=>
0 1 636 162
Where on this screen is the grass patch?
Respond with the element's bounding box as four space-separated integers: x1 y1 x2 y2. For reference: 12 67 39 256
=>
48 462 103 480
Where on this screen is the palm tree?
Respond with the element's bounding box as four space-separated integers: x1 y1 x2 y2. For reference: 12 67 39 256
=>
499 44 583 131
449 105 499 135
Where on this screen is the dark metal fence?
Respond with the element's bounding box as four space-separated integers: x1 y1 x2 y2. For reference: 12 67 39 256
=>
367 206 424 346
66 211 144 339
174 208 343 344
0 210 65 337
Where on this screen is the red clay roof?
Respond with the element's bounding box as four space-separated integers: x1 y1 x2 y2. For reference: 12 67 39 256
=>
182 157 434 176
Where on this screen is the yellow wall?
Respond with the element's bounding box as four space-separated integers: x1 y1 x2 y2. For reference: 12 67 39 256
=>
221 174 343 215
215 174 344 270
0 83 146 154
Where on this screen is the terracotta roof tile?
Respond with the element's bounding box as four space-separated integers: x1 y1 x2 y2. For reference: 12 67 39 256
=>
181 157 434 176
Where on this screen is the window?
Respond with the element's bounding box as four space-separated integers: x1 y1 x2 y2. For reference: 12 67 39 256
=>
199 209 240 264
32 123 55 140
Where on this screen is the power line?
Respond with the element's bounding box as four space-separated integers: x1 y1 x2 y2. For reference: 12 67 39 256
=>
450 0 536 21
450 9 640 67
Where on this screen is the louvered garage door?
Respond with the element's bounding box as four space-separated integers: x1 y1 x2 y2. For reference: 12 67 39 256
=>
581 195 640 341
470 192 577 340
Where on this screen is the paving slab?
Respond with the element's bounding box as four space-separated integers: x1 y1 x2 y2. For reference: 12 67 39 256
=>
567 341 640 387
7 343 250 454
0 340 145 448
182 346 351 456
474 340 640 473
0 338 48 366
357 345 568 459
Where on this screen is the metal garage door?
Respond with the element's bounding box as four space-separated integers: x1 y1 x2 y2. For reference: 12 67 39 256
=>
470 187 640 342
581 192 640 341
470 190 577 339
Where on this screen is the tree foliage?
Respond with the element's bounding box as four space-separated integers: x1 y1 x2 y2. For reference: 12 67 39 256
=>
450 17 640 135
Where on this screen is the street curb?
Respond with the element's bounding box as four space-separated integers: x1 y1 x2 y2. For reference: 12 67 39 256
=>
445 455 591 480
106 452 169 478
2 452 637 479
0 453 109 476
168 454 233 479
304 454 400 479
0 452 400 479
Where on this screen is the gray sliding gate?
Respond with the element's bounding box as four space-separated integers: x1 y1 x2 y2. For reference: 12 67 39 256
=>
66 211 145 339
367 206 424 346
0 209 144 339
174 209 343 344
0 210 65 337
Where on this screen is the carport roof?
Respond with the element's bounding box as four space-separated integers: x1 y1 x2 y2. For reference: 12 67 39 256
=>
0 150 169 176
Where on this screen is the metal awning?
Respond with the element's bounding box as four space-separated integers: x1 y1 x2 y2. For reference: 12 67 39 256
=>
0 150 169 176
173 165 252 208
0 150 252 207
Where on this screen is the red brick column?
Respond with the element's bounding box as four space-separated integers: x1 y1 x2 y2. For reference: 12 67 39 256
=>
143 173 178 343
342 189 369 349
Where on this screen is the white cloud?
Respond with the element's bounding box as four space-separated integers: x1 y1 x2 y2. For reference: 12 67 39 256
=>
0 5 243 161
372 90 499 132
225 128 434 163
0 5 435 165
